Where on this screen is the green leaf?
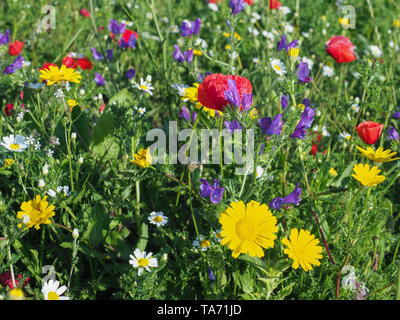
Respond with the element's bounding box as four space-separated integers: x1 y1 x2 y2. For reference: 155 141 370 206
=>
90 112 116 146
331 160 356 188
108 88 135 107
136 223 149 252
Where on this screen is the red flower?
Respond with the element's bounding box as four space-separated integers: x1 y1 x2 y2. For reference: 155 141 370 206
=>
122 29 138 43
5 103 14 116
9 40 24 56
0 271 29 290
244 0 254 4
326 36 357 64
78 57 93 70
40 62 57 71
62 56 78 69
79 8 91 18
270 0 282 9
356 121 384 145
197 74 253 112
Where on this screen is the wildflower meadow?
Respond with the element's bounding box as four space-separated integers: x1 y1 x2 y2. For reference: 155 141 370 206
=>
1 0 400 306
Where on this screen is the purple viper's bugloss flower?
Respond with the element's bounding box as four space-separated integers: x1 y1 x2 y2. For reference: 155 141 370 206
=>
3 55 24 74
180 105 191 122
184 49 194 64
107 49 114 61
387 126 399 141
281 94 289 109
224 119 242 133
0 29 10 45
91 47 104 61
191 18 201 36
290 107 315 139
277 34 299 52
229 0 246 16
392 109 400 119
297 62 312 83
259 114 284 136
94 72 105 86
224 79 241 108
283 183 302 206
241 94 253 111
207 266 216 283
108 19 126 35
125 68 136 80
269 197 285 210
199 179 225 204
173 45 185 63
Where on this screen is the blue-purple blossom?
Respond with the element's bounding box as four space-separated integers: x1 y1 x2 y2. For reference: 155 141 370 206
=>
207 266 216 283
199 179 225 204
180 18 201 37
119 34 137 49
277 34 298 52
107 49 114 61
241 94 253 112
3 55 24 74
173 45 185 63
125 68 136 79
269 183 302 210
0 29 10 45
281 94 289 109
224 79 241 108
387 126 399 141
259 114 284 136
108 19 126 35
180 105 191 122
290 107 315 139
224 119 242 133
297 62 312 83
184 49 194 63
94 72 105 86
229 0 246 16
392 109 400 119
90 47 104 61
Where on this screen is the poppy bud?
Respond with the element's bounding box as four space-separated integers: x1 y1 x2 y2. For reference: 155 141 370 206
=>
79 8 91 18
9 40 24 56
326 36 357 64
356 121 384 145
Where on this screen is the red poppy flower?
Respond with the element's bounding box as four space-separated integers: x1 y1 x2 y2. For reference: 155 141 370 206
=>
5 104 14 116
40 62 57 71
9 40 24 56
270 0 282 9
62 56 78 69
122 29 138 43
244 0 254 4
197 73 253 112
326 36 357 64
356 121 384 145
79 8 91 18
78 57 93 70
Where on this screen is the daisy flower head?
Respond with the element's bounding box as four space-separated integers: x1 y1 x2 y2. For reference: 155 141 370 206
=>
282 228 323 271
133 75 154 95
148 211 168 227
129 249 158 276
193 235 212 251
322 65 334 77
42 279 70 300
39 64 82 86
219 200 278 258
1 134 29 152
352 163 385 187
17 195 55 230
356 146 400 163
270 59 286 77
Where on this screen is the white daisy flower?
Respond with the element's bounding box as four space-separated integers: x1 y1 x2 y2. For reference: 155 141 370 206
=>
270 59 286 76
129 249 158 276
256 165 265 179
193 235 212 251
47 189 57 197
208 3 218 11
322 65 334 77
279 6 291 15
339 132 351 141
47 149 54 158
42 279 70 300
138 107 147 115
57 186 70 197
369 45 382 58
1 134 29 152
38 179 46 188
133 76 154 95
148 211 168 227
301 57 314 69
16 112 25 122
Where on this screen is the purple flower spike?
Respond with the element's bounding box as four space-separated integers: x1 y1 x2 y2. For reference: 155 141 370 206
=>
108 19 126 35
281 94 289 109
283 184 302 206
392 109 400 119
199 179 212 198
199 179 225 204
3 55 24 74
107 49 114 61
91 47 104 61
180 21 192 37
180 106 191 122
94 72 105 86
297 62 312 83
192 18 201 35
229 0 246 16
184 49 194 64
125 68 136 80
224 119 242 133
290 107 315 139
0 29 10 45
241 94 253 111
173 45 185 63
269 197 285 210
388 126 399 141
259 114 284 136
259 117 272 135
224 79 240 108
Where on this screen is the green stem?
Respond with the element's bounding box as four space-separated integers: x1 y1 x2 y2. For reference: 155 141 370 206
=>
7 244 16 289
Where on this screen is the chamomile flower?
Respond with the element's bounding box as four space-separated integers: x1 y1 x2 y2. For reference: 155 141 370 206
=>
270 59 286 76
148 211 168 227
193 235 212 251
129 249 158 276
322 65 334 77
1 134 29 152
368 45 382 58
42 279 70 300
133 75 154 95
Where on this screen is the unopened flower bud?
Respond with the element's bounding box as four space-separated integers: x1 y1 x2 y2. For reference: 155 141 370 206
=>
72 228 79 239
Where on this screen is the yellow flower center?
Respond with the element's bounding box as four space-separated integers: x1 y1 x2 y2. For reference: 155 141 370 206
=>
153 216 163 223
48 291 59 300
200 239 211 248
236 219 256 241
273 65 281 71
138 258 149 267
140 85 148 91
10 144 20 150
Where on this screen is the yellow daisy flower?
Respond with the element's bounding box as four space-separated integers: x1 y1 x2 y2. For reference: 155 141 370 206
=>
17 195 56 230
181 83 222 118
282 228 323 271
219 201 278 258
329 167 338 177
67 99 78 108
40 65 82 86
3 158 14 168
130 147 152 168
8 288 24 300
356 146 400 163
352 163 385 187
